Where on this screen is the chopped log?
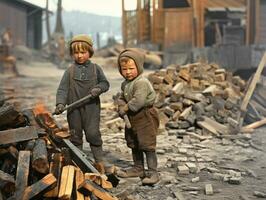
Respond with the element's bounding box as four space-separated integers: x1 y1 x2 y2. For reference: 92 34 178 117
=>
243 118 266 130
179 106 192 120
58 165 75 200
75 168 85 200
32 138 49 174
202 85 219 96
172 82 185 94
14 151 31 199
44 153 63 197
190 78 201 90
179 68 191 82
22 108 41 128
7 145 18 160
78 180 118 200
0 126 38 145
22 174 57 200
0 104 20 128
0 170 15 194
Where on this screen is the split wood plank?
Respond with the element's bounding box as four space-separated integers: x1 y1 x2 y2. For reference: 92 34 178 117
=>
58 165 75 200
44 153 63 197
0 126 38 145
75 168 85 200
22 173 57 200
14 151 31 199
78 180 118 200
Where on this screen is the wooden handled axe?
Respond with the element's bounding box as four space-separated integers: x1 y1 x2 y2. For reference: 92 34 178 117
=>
52 94 93 115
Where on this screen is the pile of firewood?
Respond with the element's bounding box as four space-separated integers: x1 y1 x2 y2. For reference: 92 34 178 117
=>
148 62 246 136
0 96 118 200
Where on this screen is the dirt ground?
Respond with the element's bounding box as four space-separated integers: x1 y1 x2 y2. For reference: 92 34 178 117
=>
1 59 266 200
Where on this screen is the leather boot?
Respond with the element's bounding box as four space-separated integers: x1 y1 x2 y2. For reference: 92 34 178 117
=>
116 148 144 178
91 145 105 174
142 151 159 185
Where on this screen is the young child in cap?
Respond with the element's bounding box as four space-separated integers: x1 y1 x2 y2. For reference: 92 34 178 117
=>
116 48 160 185
54 34 109 173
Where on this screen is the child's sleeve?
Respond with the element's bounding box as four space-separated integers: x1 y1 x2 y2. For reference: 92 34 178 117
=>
127 80 150 112
56 69 70 105
95 65 110 93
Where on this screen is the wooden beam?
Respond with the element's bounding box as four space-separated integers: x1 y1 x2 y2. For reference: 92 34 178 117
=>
58 165 75 200
14 151 31 199
22 174 57 200
0 126 38 145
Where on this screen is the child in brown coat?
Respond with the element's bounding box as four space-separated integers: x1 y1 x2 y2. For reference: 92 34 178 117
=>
116 48 160 185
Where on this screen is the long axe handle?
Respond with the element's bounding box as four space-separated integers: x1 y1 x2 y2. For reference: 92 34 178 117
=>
52 94 93 115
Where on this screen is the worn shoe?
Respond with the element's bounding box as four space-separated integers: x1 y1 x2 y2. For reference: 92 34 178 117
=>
116 167 144 178
94 162 105 174
141 171 160 185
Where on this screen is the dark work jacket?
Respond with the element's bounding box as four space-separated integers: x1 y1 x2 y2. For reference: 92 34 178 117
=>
55 60 109 146
56 60 109 106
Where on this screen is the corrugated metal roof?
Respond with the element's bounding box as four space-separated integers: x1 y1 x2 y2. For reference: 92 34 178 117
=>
206 0 246 8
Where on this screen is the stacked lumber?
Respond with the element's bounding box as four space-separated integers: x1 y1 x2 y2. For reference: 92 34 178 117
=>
94 44 162 68
0 102 118 200
147 62 246 136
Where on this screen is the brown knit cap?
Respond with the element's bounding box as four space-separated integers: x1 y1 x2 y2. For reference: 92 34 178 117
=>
69 34 94 57
118 48 145 75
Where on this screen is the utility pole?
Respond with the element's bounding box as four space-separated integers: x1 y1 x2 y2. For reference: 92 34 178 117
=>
54 0 64 34
45 0 51 49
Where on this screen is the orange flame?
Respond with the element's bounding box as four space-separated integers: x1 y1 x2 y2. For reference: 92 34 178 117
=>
33 102 50 116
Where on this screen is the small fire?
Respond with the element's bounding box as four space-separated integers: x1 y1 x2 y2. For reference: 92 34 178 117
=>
33 102 50 116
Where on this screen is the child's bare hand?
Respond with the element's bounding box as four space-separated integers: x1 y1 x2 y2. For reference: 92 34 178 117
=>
54 104 65 115
118 104 128 116
90 87 101 97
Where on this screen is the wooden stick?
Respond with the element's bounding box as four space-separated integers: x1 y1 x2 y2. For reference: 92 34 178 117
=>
243 118 266 130
238 52 266 127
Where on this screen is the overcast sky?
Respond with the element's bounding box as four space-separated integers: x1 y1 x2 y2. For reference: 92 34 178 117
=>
24 0 137 17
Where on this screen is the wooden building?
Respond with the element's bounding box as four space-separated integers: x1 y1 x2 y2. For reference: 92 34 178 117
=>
246 0 266 45
122 0 246 50
0 0 43 49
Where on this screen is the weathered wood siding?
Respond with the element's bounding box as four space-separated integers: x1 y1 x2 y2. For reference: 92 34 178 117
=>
164 8 193 48
259 0 266 43
0 1 27 46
